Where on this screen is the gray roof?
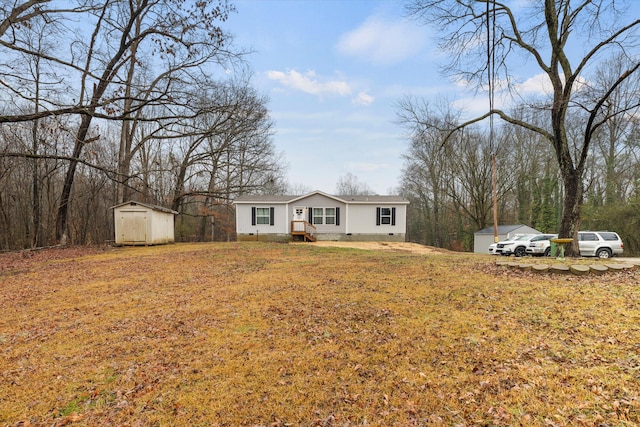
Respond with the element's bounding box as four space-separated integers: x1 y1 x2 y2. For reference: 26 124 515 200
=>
475 224 536 235
233 190 408 204
111 201 179 214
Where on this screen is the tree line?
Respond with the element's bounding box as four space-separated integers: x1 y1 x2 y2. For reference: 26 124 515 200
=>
399 0 640 255
0 0 286 250
397 96 640 254
3 1 640 255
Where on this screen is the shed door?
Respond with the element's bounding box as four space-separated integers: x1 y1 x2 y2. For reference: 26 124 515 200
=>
119 211 147 243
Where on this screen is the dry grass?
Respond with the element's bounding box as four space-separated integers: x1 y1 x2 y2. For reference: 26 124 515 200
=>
1 242 639 426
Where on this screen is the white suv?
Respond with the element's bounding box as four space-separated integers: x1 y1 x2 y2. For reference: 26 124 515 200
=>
578 231 624 258
496 234 538 257
525 234 558 256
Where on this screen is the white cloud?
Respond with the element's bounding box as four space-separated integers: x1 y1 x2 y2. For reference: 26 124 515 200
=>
352 91 375 106
514 72 588 97
516 73 554 96
266 69 351 97
337 16 426 65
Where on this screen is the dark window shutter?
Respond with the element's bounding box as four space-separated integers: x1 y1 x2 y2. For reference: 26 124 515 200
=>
251 207 256 226
376 207 381 226
336 207 340 226
270 207 275 226
392 207 396 226
308 207 313 223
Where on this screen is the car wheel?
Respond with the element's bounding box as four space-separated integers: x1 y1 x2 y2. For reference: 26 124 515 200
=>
514 246 526 257
596 248 612 259
544 247 550 257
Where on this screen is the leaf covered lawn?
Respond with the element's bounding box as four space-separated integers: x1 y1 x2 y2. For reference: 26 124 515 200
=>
1 243 639 426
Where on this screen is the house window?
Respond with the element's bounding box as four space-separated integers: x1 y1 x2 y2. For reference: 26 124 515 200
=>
376 207 396 226
251 207 275 226
310 207 340 225
256 208 270 224
380 208 392 224
313 208 324 225
325 208 335 225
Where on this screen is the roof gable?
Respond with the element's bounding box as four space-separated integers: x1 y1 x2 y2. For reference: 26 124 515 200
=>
475 224 540 235
289 190 347 204
111 201 179 214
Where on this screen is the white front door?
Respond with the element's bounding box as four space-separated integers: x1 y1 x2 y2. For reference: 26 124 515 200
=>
293 207 306 221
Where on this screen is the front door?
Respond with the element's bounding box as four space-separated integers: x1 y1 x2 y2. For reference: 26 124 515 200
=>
293 207 306 221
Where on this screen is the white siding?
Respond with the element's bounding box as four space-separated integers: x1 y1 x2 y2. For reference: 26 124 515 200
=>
474 234 500 254
294 194 346 234
149 209 174 244
346 204 407 235
235 204 288 234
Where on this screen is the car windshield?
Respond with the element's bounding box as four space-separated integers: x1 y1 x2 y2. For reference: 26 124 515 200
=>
514 234 534 241
530 234 555 242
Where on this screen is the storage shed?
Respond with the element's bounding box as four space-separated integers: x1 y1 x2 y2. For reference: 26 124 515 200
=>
112 201 178 246
473 224 541 253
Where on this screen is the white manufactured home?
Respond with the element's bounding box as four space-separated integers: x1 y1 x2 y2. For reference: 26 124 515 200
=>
233 191 409 242
112 201 178 246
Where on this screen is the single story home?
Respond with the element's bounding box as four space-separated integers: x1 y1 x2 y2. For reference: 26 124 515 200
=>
112 201 178 245
233 190 409 242
473 224 541 253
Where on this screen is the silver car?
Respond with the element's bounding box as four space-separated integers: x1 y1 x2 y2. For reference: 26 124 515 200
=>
578 231 624 258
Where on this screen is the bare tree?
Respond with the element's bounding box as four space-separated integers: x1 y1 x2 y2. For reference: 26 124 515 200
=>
0 0 240 244
397 97 458 246
335 173 374 196
397 96 522 249
55 0 240 243
406 0 640 254
585 54 640 206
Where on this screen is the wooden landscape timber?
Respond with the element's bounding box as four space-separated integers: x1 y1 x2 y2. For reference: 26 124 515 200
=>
590 264 609 275
550 264 570 274
496 259 638 276
569 264 590 276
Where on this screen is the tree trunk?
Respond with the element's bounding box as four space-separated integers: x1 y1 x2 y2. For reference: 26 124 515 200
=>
55 114 92 243
117 20 141 204
558 169 583 256
31 118 41 248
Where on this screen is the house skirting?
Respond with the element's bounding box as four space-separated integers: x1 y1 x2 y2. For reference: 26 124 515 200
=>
237 233 292 242
236 233 406 243
317 233 406 242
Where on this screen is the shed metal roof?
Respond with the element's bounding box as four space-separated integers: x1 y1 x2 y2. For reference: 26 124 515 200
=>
475 224 537 235
111 201 179 215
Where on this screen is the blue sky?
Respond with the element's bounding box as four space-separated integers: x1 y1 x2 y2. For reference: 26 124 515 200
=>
222 0 458 195
221 0 638 195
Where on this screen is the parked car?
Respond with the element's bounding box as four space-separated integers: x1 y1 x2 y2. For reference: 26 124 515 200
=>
496 234 539 257
525 234 558 257
578 231 624 258
488 243 499 255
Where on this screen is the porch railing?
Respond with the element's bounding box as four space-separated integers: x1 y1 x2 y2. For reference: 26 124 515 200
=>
291 220 316 241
